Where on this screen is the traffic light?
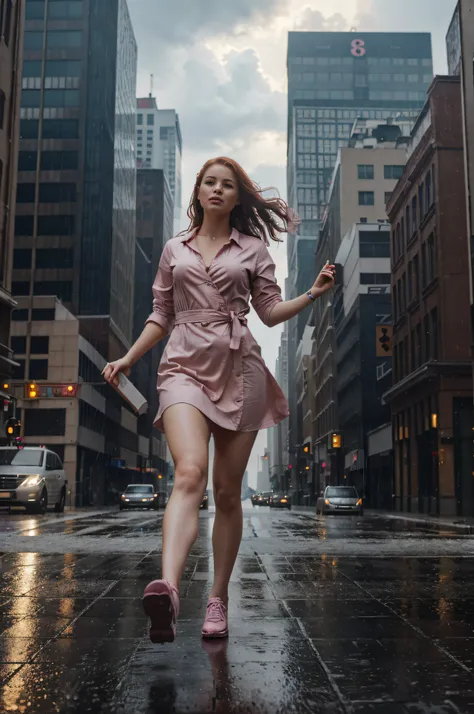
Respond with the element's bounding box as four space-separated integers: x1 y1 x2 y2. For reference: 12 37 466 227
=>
5 417 21 440
376 325 393 357
331 433 342 450
2 382 9 391
25 382 39 399
303 444 310 454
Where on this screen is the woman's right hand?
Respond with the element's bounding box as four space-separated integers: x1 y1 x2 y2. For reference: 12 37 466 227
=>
102 357 132 387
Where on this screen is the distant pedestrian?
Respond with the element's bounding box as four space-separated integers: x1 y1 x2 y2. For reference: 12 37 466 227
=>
103 157 335 643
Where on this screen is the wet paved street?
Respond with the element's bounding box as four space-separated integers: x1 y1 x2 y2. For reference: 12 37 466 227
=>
1 507 474 712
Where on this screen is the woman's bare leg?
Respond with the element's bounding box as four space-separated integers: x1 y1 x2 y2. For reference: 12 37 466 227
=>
210 427 258 603
162 404 211 590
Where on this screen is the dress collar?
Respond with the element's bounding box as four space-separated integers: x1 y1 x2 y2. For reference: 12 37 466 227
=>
179 227 242 248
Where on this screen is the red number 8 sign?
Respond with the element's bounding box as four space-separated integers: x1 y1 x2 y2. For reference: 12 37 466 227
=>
351 39 366 57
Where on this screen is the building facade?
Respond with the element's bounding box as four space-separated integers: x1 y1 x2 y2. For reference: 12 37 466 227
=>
385 76 473 517
312 121 408 490
333 223 393 505
285 31 432 478
134 168 174 483
10 0 139 505
0 0 24 434
447 1 474 395
136 96 182 226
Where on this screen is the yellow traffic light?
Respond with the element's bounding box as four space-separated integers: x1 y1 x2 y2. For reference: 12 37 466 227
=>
305 465 310 471
3 383 9 390
7 426 14 436
303 445 310 454
67 385 74 393
26 382 38 399
158 474 163 479
332 433 342 449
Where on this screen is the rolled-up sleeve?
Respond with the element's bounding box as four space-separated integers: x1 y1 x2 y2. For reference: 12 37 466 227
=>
145 241 175 334
251 242 283 326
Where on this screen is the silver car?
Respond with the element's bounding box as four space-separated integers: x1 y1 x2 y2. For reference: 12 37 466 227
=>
0 447 68 514
316 486 363 515
120 484 159 510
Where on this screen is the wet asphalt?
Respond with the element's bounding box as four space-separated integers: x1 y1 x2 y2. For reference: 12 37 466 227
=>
1 505 474 713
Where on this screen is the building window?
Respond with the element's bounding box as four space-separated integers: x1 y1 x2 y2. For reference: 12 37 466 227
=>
45 60 82 77
26 1 46 20
416 323 422 368
24 31 44 50
44 89 80 107
360 273 391 285
28 359 48 380
418 184 424 223
40 150 79 170
0 90 5 130
30 337 49 355
18 151 38 171
424 314 430 361
21 89 41 108
34 281 72 302
12 310 28 321
37 215 75 236
32 308 55 321
147 114 154 126
36 248 74 269
48 1 83 19
413 254 419 301
358 191 374 206
400 216 405 249
411 195 417 235
42 120 79 139
405 205 410 240
384 165 404 180
15 216 34 236
425 169 432 209
24 409 66 437
12 360 25 380
431 308 438 359
384 191 392 204
46 31 82 49
10 337 27 355
16 183 36 203
137 114 143 125
357 164 374 180
427 232 437 284
39 183 77 203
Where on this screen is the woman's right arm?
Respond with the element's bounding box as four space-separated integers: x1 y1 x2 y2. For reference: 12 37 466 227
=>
103 241 175 385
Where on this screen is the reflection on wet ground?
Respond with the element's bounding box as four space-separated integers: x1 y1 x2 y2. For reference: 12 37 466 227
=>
0 508 474 712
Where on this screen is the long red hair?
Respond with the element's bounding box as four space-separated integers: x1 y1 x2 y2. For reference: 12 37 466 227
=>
185 157 299 243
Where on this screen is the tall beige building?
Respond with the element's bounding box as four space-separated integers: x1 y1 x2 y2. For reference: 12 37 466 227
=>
310 118 412 493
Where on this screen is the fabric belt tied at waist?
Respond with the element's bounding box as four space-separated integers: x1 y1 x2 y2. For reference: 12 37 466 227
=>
174 309 248 350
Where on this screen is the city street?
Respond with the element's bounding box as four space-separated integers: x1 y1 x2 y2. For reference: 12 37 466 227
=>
0 508 474 712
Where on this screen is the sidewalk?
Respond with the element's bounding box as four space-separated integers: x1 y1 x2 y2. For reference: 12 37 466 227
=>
293 505 474 534
367 509 474 534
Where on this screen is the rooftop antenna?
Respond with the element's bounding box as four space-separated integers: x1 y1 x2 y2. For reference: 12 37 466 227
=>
149 73 154 98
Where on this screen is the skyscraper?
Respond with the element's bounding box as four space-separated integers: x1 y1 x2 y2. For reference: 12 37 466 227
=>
285 31 433 472
0 0 24 427
136 96 182 228
9 0 138 505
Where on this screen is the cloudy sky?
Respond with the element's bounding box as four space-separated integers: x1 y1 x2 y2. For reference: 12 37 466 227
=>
128 0 457 485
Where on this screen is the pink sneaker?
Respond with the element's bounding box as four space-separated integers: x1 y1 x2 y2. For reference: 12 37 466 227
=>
142 579 180 644
201 597 229 639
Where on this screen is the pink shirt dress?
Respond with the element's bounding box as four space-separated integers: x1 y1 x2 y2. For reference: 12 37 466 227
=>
146 227 290 433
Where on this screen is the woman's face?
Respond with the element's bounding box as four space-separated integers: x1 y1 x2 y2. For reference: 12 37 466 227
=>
198 163 239 216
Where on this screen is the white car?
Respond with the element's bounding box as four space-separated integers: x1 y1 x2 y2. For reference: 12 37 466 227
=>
316 486 363 516
0 447 68 514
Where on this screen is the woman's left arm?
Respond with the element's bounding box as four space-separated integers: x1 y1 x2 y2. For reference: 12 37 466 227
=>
251 242 335 328
268 261 335 327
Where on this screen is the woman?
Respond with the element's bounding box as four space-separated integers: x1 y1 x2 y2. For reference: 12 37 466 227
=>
103 157 335 645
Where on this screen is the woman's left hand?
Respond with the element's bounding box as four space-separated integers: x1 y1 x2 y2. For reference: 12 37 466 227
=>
311 262 336 298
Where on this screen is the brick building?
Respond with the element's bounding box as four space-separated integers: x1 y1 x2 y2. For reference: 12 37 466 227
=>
385 76 473 517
